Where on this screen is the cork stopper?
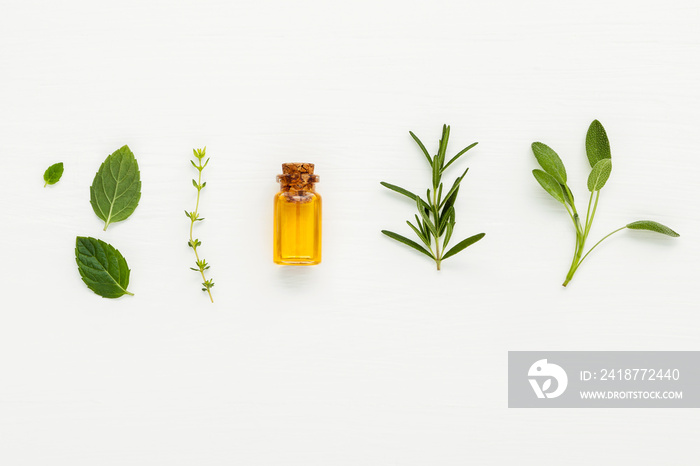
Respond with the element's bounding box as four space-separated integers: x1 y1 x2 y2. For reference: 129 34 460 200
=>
277 162 319 191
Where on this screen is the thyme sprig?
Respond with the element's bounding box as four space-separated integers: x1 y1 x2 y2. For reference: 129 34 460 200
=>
185 147 214 302
381 125 485 270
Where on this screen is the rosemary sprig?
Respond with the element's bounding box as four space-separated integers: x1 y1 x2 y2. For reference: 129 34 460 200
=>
381 125 486 270
531 120 679 287
185 147 214 302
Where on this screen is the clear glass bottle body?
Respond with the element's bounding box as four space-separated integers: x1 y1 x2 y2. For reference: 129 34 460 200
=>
273 163 322 265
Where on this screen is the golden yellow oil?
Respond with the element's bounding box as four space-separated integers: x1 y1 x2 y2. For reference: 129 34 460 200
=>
273 191 322 265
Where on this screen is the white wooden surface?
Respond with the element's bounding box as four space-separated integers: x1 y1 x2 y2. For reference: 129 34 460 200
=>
1 0 699 464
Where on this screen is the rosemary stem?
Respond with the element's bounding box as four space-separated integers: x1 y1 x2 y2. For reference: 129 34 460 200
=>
432 189 441 270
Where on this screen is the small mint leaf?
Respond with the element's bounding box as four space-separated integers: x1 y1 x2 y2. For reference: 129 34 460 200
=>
43 162 64 187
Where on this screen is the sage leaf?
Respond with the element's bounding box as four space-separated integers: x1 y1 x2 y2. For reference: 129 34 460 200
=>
381 230 433 258
587 159 612 192
532 169 566 204
585 119 611 167
75 236 133 298
531 142 567 184
43 162 64 187
626 221 680 237
441 233 486 260
90 145 141 230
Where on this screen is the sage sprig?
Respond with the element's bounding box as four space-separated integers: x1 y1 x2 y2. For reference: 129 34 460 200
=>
185 147 214 302
531 120 679 286
381 125 485 270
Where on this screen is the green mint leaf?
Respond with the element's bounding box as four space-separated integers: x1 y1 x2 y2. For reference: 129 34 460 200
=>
441 233 486 260
626 221 680 237
531 142 567 184
381 230 433 258
532 169 566 204
75 236 133 298
43 162 64 187
587 159 612 192
90 145 141 231
585 119 611 167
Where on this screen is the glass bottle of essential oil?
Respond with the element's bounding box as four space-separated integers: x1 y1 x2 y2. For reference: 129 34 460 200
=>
273 163 321 265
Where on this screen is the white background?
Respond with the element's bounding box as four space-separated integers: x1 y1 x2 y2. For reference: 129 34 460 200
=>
1 0 699 464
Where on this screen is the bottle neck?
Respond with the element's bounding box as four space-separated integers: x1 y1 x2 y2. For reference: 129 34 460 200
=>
277 175 318 192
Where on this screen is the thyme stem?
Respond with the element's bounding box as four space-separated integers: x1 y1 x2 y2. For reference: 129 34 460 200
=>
188 148 214 303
